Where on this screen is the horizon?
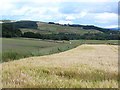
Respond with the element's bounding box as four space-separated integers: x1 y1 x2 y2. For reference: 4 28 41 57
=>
0 19 117 29
1 0 119 28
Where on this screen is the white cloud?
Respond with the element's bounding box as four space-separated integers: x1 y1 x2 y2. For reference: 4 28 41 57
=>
11 7 32 15
79 11 87 18
95 13 118 23
30 0 119 2
1 1 16 15
64 11 87 21
77 0 119 2
104 25 118 28
56 20 73 24
1 0 118 28
65 16 75 20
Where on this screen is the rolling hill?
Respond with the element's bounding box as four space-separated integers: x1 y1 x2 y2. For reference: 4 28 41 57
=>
1 20 120 40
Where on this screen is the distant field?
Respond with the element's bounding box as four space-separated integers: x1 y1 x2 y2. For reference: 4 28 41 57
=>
1 38 119 62
1 44 118 88
1 38 80 62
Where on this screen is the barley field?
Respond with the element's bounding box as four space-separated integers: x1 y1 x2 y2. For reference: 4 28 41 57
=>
1 44 118 88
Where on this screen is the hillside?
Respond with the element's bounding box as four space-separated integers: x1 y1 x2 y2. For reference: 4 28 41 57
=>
1 20 120 40
30 22 102 34
1 44 118 88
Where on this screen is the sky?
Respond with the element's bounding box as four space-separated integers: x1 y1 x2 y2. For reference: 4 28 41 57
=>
0 0 119 28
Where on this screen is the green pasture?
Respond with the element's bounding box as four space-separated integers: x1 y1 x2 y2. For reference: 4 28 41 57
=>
1 38 119 62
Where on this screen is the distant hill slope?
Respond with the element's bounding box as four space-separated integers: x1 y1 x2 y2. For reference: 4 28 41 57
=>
35 22 102 34
109 28 120 31
1 20 120 40
0 20 108 34
19 21 107 34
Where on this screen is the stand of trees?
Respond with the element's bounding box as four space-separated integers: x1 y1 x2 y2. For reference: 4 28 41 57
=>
22 32 120 40
13 21 38 29
2 23 22 38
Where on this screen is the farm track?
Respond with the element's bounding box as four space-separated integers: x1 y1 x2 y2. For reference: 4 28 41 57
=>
1 44 118 88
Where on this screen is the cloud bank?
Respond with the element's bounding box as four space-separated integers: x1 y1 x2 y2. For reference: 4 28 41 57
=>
1 0 119 28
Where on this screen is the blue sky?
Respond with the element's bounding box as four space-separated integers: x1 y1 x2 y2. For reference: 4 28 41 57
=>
1 0 119 28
